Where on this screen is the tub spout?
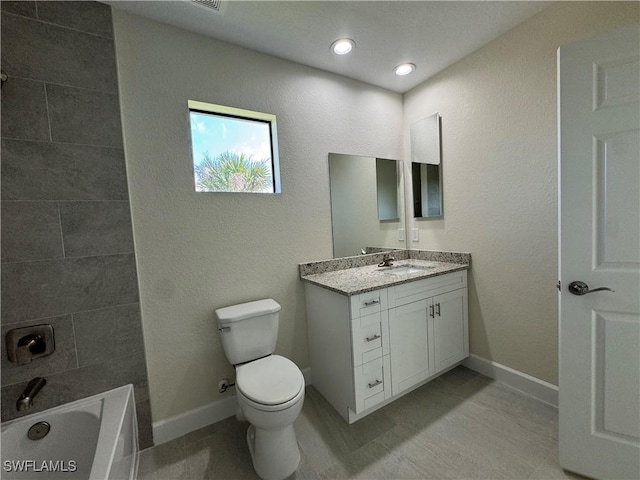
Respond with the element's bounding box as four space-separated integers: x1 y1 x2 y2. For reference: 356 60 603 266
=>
17 377 46 412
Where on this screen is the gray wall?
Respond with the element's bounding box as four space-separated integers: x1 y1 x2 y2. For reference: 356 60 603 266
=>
0 1 152 448
403 1 639 384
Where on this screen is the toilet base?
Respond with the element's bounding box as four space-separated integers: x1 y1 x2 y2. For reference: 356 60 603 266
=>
246 424 300 480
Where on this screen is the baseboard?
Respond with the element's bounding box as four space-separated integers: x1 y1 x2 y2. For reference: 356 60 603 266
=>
152 367 312 446
462 354 558 407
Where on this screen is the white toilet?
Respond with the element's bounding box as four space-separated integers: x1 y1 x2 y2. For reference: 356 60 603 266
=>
215 299 305 480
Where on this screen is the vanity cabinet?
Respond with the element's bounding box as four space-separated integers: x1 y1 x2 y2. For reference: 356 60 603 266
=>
305 269 468 423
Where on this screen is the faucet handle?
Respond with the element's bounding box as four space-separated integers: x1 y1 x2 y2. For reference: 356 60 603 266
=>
16 335 43 366
6 325 55 365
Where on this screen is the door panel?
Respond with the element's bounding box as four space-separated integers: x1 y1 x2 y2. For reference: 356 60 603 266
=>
594 129 640 268
433 288 468 373
559 24 640 480
388 299 432 395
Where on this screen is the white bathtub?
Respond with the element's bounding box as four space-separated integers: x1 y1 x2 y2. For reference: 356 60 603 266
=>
1 385 139 480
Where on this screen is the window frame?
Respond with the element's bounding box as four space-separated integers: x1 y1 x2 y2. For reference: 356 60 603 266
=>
187 100 281 194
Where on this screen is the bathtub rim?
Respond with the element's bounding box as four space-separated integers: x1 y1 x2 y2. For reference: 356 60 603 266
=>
1 384 138 480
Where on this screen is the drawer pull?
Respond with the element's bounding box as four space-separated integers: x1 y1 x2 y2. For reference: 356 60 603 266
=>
435 303 441 316
429 304 435 318
365 334 381 342
368 379 382 388
363 299 380 307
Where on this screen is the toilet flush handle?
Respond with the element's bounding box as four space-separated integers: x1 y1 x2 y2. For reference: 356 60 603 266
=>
218 326 231 333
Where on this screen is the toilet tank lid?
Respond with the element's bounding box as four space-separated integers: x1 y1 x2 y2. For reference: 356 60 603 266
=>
215 299 281 323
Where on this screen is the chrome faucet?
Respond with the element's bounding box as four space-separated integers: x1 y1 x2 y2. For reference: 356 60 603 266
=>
378 254 395 267
17 377 46 412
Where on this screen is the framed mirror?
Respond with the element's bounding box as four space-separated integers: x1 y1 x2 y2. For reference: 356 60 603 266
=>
410 113 442 218
329 153 405 258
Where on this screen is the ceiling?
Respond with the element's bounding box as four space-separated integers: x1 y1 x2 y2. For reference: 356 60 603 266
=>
106 1 552 93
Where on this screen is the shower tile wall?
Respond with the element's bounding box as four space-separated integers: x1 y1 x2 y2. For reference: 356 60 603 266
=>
0 1 153 448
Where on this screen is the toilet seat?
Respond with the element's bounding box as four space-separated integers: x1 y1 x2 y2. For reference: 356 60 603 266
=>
236 355 304 409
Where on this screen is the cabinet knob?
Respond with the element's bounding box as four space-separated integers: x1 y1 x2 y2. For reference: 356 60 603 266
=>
368 379 382 388
365 334 381 342
435 303 441 316
364 299 380 307
429 304 435 318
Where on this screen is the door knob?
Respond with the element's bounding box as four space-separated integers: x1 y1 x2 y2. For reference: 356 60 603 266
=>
568 281 615 296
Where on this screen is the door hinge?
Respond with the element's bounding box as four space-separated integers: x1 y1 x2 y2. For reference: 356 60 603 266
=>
557 280 561 292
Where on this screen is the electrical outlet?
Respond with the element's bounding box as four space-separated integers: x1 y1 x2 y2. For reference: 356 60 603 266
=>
411 228 419 242
398 228 405 241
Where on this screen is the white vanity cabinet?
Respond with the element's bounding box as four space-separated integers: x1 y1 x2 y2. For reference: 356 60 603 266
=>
305 269 468 423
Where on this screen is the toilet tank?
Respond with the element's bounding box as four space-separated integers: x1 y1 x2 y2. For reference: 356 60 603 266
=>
215 299 281 365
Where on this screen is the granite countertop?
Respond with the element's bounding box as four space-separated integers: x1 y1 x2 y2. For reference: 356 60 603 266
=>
300 258 469 296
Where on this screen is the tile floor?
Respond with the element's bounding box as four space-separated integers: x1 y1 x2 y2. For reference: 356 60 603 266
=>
136 367 586 479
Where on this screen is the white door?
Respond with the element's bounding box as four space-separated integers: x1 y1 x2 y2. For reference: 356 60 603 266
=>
559 24 640 480
433 288 468 373
388 299 433 395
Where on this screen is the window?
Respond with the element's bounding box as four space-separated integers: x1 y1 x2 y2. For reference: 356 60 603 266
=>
188 100 281 193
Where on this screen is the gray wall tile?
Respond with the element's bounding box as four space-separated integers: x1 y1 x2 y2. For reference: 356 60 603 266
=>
1 352 148 422
0 77 49 141
47 84 123 147
1 315 78 387
1 139 129 201
1 12 117 92
1 254 139 324
36 1 113 38
73 304 144 367
1 2 37 18
136 399 154 450
1 1 152 445
1 202 64 263
60 201 134 257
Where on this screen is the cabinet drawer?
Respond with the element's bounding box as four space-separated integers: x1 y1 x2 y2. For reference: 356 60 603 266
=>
350 289 388 318
354 355 391 413
388 270 467 308
351 311 390 366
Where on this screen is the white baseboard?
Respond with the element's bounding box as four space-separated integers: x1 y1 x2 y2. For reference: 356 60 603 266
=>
462 354 558 407
152 367 312 446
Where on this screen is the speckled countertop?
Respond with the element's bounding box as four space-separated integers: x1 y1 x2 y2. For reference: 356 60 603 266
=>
299 250 470 296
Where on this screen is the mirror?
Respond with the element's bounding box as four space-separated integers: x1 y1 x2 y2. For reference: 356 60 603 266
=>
410 113 442 218
329 153 405 258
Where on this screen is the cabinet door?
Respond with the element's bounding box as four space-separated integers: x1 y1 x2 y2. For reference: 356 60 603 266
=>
433 288 468 373
388 299 433 395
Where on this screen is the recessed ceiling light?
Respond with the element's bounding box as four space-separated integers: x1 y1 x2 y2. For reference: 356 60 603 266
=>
331 38 356 55
394 63 416 76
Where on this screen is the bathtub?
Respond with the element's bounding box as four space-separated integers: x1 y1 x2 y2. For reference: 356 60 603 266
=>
1 385 138 480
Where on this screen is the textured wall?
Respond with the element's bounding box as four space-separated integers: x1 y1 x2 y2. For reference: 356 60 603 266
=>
111 10 403 421
403 1 639 384
0 1 152 447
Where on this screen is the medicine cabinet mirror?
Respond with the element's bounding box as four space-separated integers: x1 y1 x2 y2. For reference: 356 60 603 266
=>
410 113 443 218
329 153 405 258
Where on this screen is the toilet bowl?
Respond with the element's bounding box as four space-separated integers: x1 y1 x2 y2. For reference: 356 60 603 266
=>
236 355 304 480
215 299 305 480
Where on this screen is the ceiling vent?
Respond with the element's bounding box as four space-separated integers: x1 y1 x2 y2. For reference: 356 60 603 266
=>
191 0 225 15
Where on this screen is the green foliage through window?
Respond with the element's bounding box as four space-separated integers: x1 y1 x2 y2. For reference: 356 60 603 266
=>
188 101 280 193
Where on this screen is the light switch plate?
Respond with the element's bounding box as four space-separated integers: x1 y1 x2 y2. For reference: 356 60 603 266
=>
411 228 419 242
398 228 405 241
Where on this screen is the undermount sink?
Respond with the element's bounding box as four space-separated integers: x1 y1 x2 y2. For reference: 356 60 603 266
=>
383 264 435 276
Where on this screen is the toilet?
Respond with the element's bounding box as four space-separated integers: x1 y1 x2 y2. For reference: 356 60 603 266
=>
215 299 305 480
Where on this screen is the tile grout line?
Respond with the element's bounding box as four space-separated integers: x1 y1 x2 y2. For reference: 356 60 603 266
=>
3 9 115 41
1 250 136 266
43 82 53 142
1 135 125 150
69 312 80 369
56 201 66 259
1 302 141 329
